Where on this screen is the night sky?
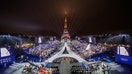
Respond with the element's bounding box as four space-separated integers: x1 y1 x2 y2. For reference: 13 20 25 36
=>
0 0 131 37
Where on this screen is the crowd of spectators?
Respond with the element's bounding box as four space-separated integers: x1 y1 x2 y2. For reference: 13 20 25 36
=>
71 40 107 59
71 61 110 74
25 40 60 60
36 66 59 74
53 57 78 63
22 63 59 74
20 39 111 74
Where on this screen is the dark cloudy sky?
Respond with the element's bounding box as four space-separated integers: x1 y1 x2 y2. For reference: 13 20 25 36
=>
0 0 131 37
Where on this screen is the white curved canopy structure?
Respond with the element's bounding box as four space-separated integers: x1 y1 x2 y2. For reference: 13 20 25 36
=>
45 43 88 63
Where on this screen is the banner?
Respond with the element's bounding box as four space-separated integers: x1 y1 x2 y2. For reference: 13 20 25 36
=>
0 47 15 66
115 54 132 65
0 55 15 65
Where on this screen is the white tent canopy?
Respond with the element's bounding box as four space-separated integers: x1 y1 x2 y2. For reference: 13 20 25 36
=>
45 43 88 63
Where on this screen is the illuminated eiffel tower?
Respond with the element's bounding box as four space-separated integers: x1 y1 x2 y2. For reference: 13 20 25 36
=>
61 11 70 39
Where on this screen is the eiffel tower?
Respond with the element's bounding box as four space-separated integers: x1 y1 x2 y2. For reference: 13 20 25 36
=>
61 11 70 39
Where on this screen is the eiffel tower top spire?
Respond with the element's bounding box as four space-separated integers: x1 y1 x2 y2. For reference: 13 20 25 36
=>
64 11 67 29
